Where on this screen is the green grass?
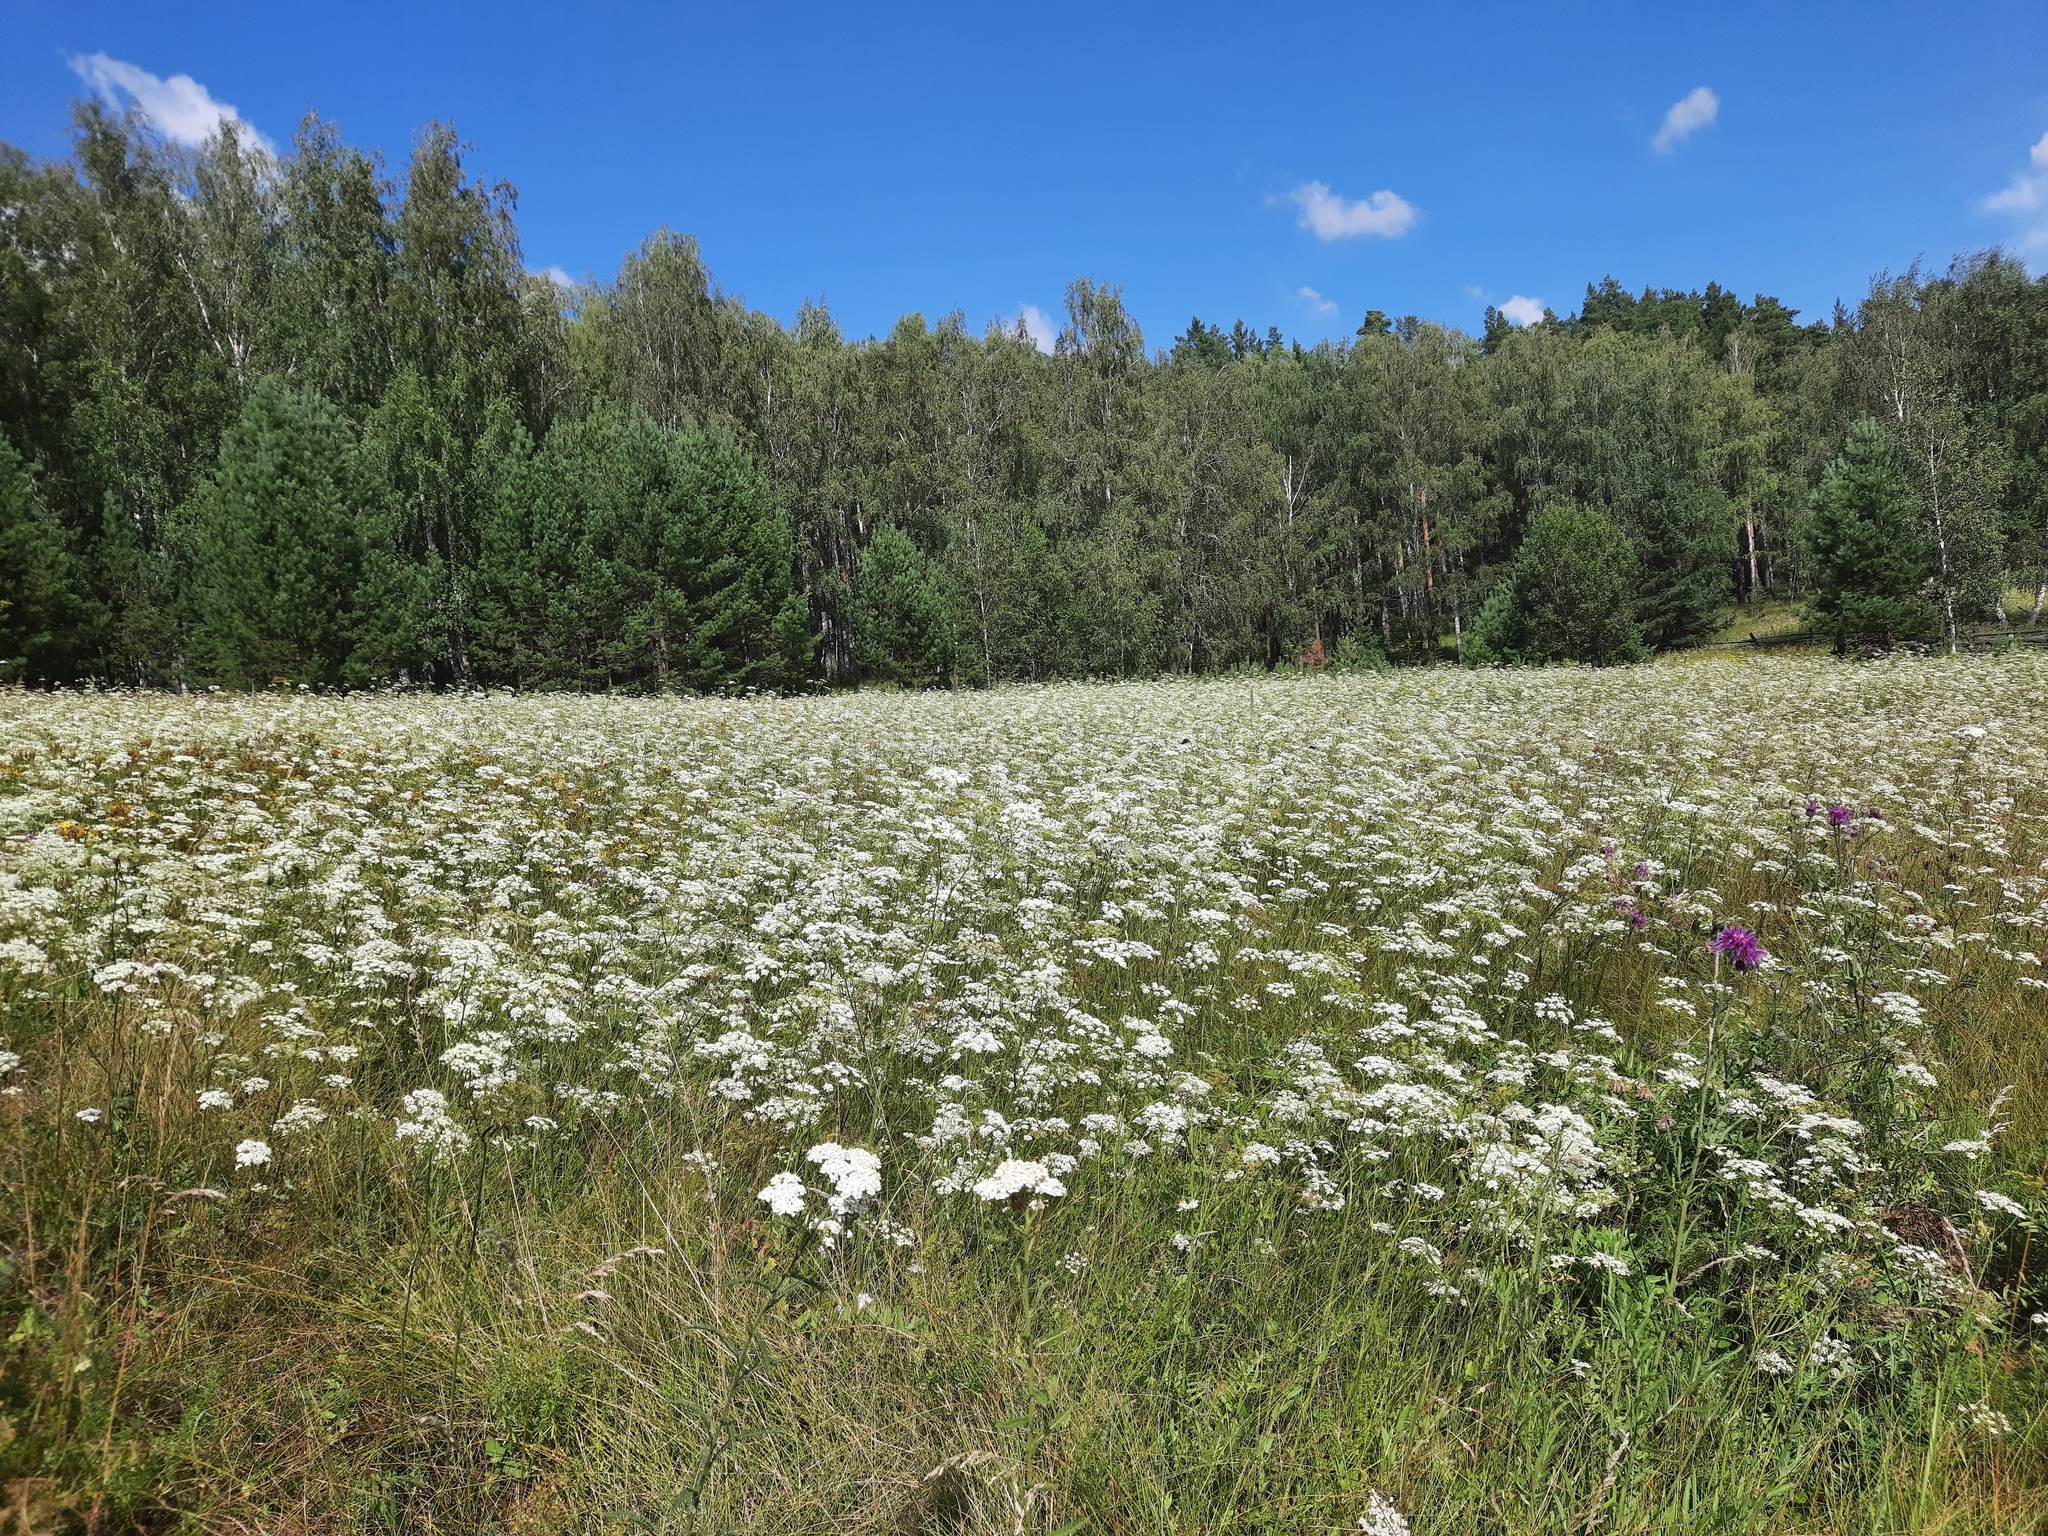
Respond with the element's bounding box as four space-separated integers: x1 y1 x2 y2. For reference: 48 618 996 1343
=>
1 660 2045 1533
1706 600 1811 647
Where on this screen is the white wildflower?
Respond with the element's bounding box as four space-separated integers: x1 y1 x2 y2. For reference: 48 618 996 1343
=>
1958 1400 2011 1437
757 1171 809 1217
394 1088 471 1164
972 1159 1066 1202
1357 1491 1410 1536
272 1100 327 1136
805 1142 883 1213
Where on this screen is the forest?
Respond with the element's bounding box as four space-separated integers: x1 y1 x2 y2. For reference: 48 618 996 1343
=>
3 103 2046 690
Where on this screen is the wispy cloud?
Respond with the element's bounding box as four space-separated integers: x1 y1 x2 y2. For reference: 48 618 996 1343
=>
1298 285 1338 316
1652 87 1719 154
541 266 576 289
1286 181 1417 240
68 52 270 150
1984 131 2048 249
1017 304 1056 354
1498 296 1546 327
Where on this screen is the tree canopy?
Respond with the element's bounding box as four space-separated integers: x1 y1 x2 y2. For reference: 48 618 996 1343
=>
3 107 2045 689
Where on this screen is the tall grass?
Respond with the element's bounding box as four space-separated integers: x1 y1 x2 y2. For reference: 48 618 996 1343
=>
1 656 2045 1532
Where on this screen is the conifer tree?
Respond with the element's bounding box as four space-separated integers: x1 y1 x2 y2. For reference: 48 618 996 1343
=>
1801 418 1934 650
0 436 86 682
472 408 808 691
185 378 365 685
1470 501 1645 665
853 525 955 685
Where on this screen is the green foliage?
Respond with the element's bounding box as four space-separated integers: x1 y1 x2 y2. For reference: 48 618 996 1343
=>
473 408 807 691
1801 418 1936 649
2 667 2045 1530
184 377 367 686
1470 501 1646 665
1329 633 1387 671
4 105 2048 691
1631 480 1735 649
0 436 87 681
852 525 954 685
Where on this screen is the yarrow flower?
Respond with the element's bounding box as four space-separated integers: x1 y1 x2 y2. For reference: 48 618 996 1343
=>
1808 1335 1853 1376
394 1088 471 1164
971 1159 1066 1203
757 1170 808 1217
234 1138 273 1168
1959 1400 2011 1437
1357 1490 1410 1536
1711 925 1767 972
272 1100 327 1136
805 1142 883 1214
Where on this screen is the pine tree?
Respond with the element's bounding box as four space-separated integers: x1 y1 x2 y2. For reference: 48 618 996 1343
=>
1470 501 1645 665
0 436 86 682
472 408 808 691
186 378 365 685
618 421 811 693
1801 417 1934 650
853 525 954 685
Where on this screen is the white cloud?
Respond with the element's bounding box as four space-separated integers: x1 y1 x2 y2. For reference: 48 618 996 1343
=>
542 266 576 289
1017 304 1056 354
1652 87 1719 154
1286 181 1417 240
1298 286 1338 316
1984 131 2048 248
68 52 271 151
1498 295 1546 327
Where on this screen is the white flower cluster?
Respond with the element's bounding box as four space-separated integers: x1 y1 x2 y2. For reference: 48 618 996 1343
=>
1357 1490 1410 1536
394 1088 472 1164
0 657 2039 1363
972 1159 1066 1203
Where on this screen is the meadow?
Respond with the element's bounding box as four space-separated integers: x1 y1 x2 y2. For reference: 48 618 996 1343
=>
2 655 2047 1534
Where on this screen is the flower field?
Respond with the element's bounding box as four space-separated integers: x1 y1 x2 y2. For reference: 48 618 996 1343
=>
3 656 2048 1533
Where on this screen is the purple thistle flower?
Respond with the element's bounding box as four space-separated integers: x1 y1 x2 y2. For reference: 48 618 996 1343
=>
1826 805 1853 828
1633 861 1651 880
1711 925 1767 972
1804 801 1820 818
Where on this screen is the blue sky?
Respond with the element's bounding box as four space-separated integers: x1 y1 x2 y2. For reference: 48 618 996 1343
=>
5 1 2048 351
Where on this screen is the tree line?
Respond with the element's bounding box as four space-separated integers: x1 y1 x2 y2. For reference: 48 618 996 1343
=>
3 104 2045 689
